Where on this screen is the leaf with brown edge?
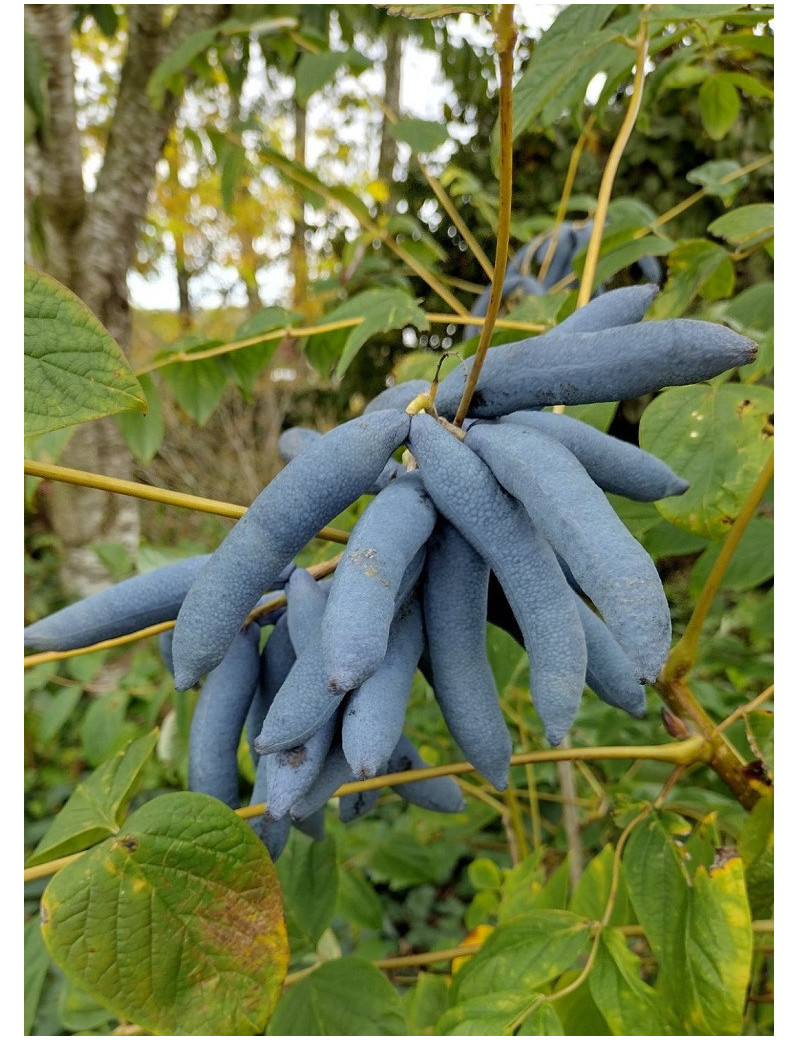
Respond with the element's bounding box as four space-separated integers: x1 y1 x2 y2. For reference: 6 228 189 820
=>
40 792 289 1036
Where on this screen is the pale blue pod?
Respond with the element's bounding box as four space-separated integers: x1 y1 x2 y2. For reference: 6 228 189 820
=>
264 711 339 819
422 520 512 791
549 284 659 336
465 421 670 683
407 413 587 745
574 597 647 718
433 319 757 419
341 596 424 779
364 379 430 414
245 613 295 762
290 746 354 821
339 784 382 823
465 269 544 340
535 223 577 287
322 472 437 694
387 736 465 813
499 409 689 501
187 622 262 808
24 554 211 652
286 568 329 655
252 812 291 861
172 409 411 689
159 630 174 677
279 425 405 492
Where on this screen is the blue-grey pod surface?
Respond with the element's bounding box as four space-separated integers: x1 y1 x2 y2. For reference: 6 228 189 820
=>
294 807 326 842
341 596 424 779
263 710 339 820
286 568 329 655
322 472 436 694
574 597 647 718
550 284 658 336
245 613 295 760
465 421 670 683
172 409 411 690
423 520 511 791
364 379 430 414
466 269 544 340
24 554 210 652
188 622 261 808
290 746 354 821
499 409 689 501
407 413 587 745
535 223 577 288
339 784 382 823
279 425 404 492
253 812 291 861
434 319 757 418
159 630 175 678
388 736 465 813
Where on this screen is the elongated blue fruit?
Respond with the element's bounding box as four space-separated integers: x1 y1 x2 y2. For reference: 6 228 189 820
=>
499 409 689 501
550 284 658 336
574 597 647 718
245 613 295 761
465 269 544 340
387 736 465 813
255 617 345 754
264 711 339 819
322 472 436 693
535 223 577 288
422 520 512 791
364 379 430 414
279 426 405 492
290 746 354 821
159 630 174 677
434 319 757 418
24 554 211 652
339 784 382 823
188 622 261 808
295 807 326 842
341 596 424 779
172 409 411 690
286 568 329 655
407 413 587 745
251 812 291 861
465 421 670 683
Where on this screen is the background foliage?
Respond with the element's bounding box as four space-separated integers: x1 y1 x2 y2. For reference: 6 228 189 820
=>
24 3 773 1035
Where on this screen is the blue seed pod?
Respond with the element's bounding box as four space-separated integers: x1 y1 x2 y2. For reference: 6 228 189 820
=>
407 413 587 745
339 784 382 823
535 223 578 288
499 409 689 501
434 317 757 419
294 807 327 842
286 568 329 655
188 622 262 808
159 629 175 678
364 380 431 414
172 409 411 690
550 284 659 336
245 613 295 762
387 736 465 813
422 520 512 791
341 595 424 779
251 812 291 861
24 554 211 652
465 420 670 683
279 426 405 492
290 746 354 821
465 269 545 340
264 711 339 819
322 472 436 694
574 597 647 718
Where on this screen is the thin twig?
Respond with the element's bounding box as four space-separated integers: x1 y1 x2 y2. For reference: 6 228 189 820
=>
537 116 595 283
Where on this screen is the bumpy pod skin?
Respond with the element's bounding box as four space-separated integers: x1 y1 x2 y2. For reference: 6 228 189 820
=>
499 409 689 501
407 413 587 745
465 421 670 683
286 568 329 655
434 318 757 419
159 630 175 678
574 597 647 718
290 746 354 821
536 223 578 288
364 379 430 414
246 613 295 761
251 812 291 861
423 520 512 791
24 554 211 652
341 596 424 779
279 426 404 492
172 409 411 689
187 622 261 808
322 472 437 694
550 284 659 336
264 711 339 819
339 785 382 823
387 736 465 813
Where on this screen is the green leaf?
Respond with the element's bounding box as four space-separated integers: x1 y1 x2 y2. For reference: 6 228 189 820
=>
709 203 774 247
404 973 450 1035
224 306 299 394
267 957 407 1035
388 117 450 154
517 1001 565 1034
690 514 773 594
561 402 618 433
686 159 746 204
25 917 50 1035
699 73 741 140
295 51 349 106
24 267 146 436
27 732 159 867
590 929 669 1035
382 4 490 16
639 384 774 539
336 869 384 931
114 372 164 464
440 911 591 1033
220 141 247 212
722 71 773 99
57 977 116 1034
24 30 48 138
367 828 464 890
468 857 503 891
41 792 289 1036
159 336 229 425
649 239 734 318
745 711 774 779
572 230 674 290
80 688 134 767
739 792 773 917
275 832 338 958
569 845 628 925
147 26 220 109
38 686 83 745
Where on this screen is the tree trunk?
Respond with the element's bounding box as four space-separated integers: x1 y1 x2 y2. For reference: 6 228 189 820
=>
378 28 404 215
26 4 228 596
290 95 309 315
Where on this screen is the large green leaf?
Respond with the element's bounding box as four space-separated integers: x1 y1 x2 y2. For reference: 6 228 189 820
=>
686 159 748 205
709 203 775 248
275 832 338 959
404 973 450 1035
267 957 407 1035
114 372 164 464
639 383 773 539
147 26 220 109
388 117 450 154
649 239 734 318
27 731 159 866
689 514 773 594
223 306 299 394
25 917 51 1035
698 72 741 140
517 1001 565 1034
738 792 773 917
158 336 229 425
24 267 146 436
589 929 669 1035
41 792 289 1036
569 845 629 926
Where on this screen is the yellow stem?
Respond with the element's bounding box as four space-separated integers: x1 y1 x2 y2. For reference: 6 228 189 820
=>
452 4 516 426
426 312 546 333
577 12 650 307
538 116 595 283
719 685 774 733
